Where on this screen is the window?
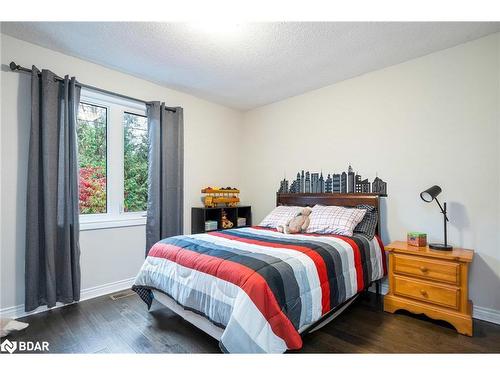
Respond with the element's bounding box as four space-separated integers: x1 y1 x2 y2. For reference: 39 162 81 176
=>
77 103 107 214
77 89 148 230
123 113 148 212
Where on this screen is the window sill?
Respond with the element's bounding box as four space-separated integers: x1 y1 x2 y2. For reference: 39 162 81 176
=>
80 216 146 231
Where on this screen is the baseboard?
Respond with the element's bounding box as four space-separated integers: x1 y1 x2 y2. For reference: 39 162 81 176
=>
370 279 500 325
0 277 136 320
473 305 500 325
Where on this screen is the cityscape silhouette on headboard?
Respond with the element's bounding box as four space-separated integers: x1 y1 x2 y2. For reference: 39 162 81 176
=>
277 165 387 196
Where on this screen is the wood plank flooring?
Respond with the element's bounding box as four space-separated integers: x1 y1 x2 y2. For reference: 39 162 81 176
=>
4 291 500 353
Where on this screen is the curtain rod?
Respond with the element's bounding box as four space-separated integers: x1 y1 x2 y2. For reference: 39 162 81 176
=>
9 61 177 113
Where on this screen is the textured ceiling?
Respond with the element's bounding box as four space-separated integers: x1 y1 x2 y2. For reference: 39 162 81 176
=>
2 22 500 110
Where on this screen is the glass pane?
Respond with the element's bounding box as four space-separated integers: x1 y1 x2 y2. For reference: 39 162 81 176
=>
123 112 148 212
77 103 107 214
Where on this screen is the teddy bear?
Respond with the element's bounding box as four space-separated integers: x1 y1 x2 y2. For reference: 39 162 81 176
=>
221 209 234 229
276 207 312 234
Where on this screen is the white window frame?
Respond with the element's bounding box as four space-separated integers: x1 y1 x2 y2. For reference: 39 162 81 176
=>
78 88 148 231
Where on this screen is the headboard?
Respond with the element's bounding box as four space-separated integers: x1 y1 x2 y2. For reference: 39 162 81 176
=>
276 193 381 236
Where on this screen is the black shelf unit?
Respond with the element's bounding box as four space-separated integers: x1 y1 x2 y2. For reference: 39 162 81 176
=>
191 206 252 234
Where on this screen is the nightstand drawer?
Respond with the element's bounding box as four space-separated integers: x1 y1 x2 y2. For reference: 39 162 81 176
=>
393 275 459 310
393 254 459 285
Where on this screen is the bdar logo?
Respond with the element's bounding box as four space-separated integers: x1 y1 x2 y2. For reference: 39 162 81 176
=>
0 339 48 353
1 339 17 354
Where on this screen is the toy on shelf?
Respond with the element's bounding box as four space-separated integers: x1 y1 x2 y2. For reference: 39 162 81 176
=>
221 209 234 229
202 186 240 208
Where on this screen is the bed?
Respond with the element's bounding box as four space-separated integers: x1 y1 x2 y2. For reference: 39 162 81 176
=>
133 193 386 353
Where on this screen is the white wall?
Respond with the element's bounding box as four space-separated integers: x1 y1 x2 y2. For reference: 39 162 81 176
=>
241 33 500 313
0 34 242 312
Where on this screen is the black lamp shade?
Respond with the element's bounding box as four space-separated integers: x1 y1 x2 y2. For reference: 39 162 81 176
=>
420 185 442 203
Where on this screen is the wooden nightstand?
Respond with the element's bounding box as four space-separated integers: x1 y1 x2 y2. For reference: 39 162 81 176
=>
384 241 474 336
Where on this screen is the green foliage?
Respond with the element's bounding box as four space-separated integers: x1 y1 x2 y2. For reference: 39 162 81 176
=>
123 113 148 212
77 103 107 214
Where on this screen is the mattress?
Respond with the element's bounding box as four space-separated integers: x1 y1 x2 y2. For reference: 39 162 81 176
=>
133 226 386 353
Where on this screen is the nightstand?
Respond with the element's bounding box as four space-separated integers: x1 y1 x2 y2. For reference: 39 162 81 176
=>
384 241 474 336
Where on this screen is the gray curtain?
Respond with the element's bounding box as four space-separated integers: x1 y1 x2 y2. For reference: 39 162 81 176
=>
145 102 184 254
25 67 81 312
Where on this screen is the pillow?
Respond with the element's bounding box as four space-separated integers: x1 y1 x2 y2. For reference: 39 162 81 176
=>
354 204 378 240
259 206 303 228
306 205 366 236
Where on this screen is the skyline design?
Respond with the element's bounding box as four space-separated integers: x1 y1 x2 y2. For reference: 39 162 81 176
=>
278 165 387 196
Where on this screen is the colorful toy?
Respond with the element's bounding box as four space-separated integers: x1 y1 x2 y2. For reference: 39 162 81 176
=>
202 186 240 208
221 210 234 229
407 232 427 247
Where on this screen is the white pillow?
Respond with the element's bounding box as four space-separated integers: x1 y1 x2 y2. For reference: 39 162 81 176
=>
306 205 366 236
259 206 303 228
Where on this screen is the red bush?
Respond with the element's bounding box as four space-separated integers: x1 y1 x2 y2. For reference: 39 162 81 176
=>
79 166 106 214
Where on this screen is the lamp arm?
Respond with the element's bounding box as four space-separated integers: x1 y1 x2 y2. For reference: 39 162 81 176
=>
434 197 449 222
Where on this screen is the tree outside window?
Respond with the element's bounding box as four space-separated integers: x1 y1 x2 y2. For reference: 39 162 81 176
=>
123 113 148 212
77 103 107 214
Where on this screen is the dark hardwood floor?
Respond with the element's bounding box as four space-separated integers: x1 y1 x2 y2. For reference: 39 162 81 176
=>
5 291 500 353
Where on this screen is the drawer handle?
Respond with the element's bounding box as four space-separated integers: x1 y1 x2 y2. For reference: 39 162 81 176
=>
420 266 428 273
420 289 428 297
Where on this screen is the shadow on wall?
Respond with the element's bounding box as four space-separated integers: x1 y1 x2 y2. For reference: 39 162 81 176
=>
470 254 500 311
379 197 390 244
445 202 500 311
447 201 471 247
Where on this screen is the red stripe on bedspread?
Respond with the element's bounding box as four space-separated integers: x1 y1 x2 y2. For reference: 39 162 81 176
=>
210 231 331 314
251 226 385 284
148 243 303 350
331 235 364 291
249 228 364 292
296 231 365 292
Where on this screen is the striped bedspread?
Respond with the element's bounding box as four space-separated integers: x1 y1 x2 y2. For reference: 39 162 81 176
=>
132 226 386 353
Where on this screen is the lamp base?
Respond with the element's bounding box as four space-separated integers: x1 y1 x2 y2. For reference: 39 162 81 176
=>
429 243 453 251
